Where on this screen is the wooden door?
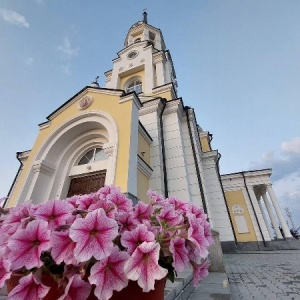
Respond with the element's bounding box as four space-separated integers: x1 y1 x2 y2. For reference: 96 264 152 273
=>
67 171 106 197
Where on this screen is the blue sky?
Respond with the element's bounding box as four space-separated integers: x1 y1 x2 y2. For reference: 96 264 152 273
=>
1 1 299 228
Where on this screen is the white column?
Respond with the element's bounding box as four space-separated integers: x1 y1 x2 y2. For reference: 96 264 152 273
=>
247 186 263 240
262 193 283 239
258 197 273 239
266 185 292 238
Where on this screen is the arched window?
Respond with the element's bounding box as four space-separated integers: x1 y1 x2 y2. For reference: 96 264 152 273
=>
126 79 142 94
77 148 108 165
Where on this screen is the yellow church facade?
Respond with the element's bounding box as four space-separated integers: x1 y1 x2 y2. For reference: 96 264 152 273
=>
5 13 294 252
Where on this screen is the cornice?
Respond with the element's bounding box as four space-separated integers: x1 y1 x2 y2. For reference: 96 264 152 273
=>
139 98 161 116
33 160 55 176
152 83 174 96
199 131 209 138
17 150 31 164
221 169 273 180
119 93 142 109
47 88 123 121
201 150 218 161
137 155 153 178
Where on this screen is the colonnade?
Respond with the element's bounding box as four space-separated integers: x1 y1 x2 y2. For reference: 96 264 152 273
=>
255 184 292 239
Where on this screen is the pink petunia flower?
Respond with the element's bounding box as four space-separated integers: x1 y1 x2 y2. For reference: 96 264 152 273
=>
187 214 209 260
97 185 121 200
157 206 183 228
170 237 190 272
0 258 11 288
1 202 37 234
50 230 77 265
167 197 189 212
192 260 209 286
34 200 74 230
124 241 168 292
69 208 118 262
89 246 130 300
7 273 50 300
0 231 10 258
8 219 51 270
76 193 98 210
89 199 116 218
121 224 155 254
117 212 137 233
107 192 133 213
57 274 91 300
188 204 207 220
132 202 154 224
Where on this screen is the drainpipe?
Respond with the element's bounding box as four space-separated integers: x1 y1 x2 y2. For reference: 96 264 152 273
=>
241 172 266 247
159 99 168 198
216 153 237 244
185 106 208 215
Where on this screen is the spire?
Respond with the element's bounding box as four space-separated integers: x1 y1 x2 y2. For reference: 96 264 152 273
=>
143 9 148 24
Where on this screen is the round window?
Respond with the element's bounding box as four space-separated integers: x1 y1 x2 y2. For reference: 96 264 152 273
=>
127 51 138 59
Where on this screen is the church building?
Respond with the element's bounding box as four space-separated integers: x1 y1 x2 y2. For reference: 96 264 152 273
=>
5 13 293 252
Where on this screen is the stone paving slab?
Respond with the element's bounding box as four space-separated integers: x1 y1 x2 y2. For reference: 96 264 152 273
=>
188 273 231 300
223 250 300 300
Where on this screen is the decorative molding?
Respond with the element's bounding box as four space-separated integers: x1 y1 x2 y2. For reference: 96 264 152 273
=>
17 150 31 164
118 67 124 72
152 83 174 96
153 52 164 64
77 95 93 110
199 131 209 138
139 99 161 116
47 88 123 121
39 122 50 130
137 155 153 178
102 143 114 157
119 93 142 109
201 150 218 162
33 160 55 176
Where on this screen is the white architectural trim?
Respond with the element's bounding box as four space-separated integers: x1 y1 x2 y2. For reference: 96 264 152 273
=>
137 155 153 178
16 111 118 204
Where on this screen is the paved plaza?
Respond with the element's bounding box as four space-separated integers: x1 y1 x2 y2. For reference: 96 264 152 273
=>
224 250 300 300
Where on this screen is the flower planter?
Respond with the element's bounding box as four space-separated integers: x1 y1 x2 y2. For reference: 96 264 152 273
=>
7 273 166 300
111 277 166 300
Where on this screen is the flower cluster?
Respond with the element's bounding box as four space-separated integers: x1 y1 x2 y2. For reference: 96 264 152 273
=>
0 186 213 300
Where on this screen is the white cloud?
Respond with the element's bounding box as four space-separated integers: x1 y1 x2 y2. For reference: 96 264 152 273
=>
0 8 29 28
62 64 71 75
58 37 79 58
25 58 34 65
250 137 300 181
273 172 300 227
281 137 300 155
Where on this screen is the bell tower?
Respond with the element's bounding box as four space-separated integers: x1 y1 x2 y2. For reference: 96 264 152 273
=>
105 13 177 100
